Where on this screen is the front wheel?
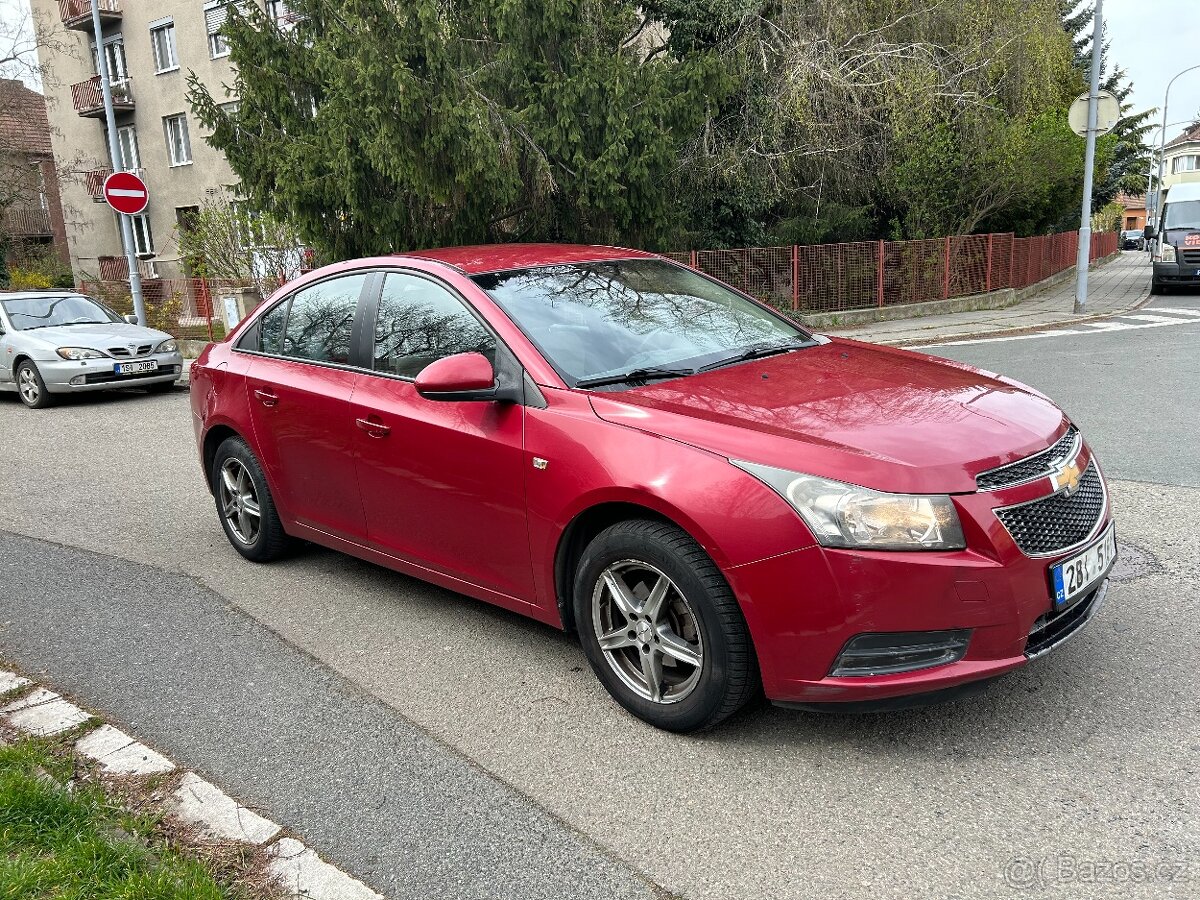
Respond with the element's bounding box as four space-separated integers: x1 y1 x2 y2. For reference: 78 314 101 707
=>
573 519 759 732
211 436 294 562
1149 280 1164 295
15 361 53 409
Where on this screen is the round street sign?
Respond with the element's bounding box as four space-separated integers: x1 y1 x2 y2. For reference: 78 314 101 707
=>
1068 90 1121 138
102 170 149 215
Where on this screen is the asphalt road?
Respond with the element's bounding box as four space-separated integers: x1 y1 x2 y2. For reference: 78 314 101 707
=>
0 293 1197 899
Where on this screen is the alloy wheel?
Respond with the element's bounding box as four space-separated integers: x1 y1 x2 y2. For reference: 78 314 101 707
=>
18 367 39 406
219 458 262 546
591 559 704 704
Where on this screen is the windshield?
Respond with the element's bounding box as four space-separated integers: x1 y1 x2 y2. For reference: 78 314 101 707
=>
472 259 811 386
0 295 122 331
1163 199 1200 231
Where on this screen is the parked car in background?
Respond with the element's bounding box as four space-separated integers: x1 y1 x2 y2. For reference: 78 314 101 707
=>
1120 229 1145 251
190 244 1115 732
0 291 183 409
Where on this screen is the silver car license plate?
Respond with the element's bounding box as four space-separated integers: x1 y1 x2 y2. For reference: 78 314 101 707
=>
114 360 159 375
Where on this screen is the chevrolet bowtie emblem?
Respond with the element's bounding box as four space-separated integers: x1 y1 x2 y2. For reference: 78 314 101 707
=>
1052 459 1081 495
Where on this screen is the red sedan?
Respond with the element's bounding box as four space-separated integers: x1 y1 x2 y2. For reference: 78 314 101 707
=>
190 244 1115 731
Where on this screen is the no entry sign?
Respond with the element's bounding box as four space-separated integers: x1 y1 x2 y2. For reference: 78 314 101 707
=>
102 170 149 215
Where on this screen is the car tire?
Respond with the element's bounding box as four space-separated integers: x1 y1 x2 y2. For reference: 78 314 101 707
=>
573 518 760 732
211 436 294 562
15 360 53 409
1150 281 1162 295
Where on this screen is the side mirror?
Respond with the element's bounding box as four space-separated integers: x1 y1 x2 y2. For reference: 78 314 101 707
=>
415 352 497 401
1143 224 1156 240
124 314 139 325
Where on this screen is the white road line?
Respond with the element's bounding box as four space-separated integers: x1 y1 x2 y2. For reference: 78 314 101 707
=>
926 309 1200 347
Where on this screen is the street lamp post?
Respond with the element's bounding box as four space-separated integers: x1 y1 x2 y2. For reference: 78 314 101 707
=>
1073 0 1104 315
90 0 146 325
1155 64 1200 219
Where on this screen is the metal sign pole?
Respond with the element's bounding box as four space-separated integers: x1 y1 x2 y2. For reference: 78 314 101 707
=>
90 0 146 325
1073 0 1103 315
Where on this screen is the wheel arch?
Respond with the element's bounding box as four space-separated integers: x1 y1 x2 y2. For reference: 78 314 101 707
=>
554 500 710 635
201 423 243 494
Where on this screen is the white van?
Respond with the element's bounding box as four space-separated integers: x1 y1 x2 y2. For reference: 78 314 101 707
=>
1150 181 1200 293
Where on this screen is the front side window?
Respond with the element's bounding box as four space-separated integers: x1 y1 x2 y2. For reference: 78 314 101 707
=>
256 301 288 354
0 295 121 331
472 259 810 385
163 114 192 165
372 273 495 378
281 274 367 364
150 21 178 72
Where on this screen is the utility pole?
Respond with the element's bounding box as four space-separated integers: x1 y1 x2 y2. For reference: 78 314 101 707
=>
1072 0 1103 315
91 0 146 325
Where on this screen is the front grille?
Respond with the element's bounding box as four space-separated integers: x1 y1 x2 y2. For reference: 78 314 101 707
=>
1025 582 1106 658
976 426 1079 491
995 463 1105 556
1180 249 1200 266
83 365 177 384
108 344 153 358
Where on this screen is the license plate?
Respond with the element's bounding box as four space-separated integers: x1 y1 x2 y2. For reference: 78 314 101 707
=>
114 360 159 375
1050 524 1116 610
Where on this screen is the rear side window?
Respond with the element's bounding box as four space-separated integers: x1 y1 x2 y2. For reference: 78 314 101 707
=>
280 274 368 364
372 273 494 378
256 301 288 354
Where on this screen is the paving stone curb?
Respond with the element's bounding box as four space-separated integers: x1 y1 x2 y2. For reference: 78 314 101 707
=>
0 666 384 900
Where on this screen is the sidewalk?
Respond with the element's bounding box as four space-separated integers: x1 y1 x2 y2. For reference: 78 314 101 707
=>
826 250 1152 346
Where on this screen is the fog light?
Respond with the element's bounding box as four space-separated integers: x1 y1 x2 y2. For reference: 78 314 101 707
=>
69 375 86 385
829 629 971 677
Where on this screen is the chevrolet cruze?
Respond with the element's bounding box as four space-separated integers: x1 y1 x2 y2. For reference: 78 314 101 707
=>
190 244 1115 732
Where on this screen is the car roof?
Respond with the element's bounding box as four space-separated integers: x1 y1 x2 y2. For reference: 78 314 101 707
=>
395 243 661 275
1164 182 1200 203
0 290 84 299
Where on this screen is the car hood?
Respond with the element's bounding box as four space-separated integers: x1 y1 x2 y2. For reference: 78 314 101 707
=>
588 338 1067 494
14 322 173 350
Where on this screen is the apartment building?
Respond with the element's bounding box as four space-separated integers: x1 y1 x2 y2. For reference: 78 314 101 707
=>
32 0 270 281
1162 122 1200 194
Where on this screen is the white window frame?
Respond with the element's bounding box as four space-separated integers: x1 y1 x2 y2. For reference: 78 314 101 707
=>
204 1 231 59
129 213 155 256
149 18 178 73
116 124 140 171
163 113 193 167
92 35 129 82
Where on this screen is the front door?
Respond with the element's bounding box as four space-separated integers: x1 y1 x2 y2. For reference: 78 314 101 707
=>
350 271 534 602
244 272 370 542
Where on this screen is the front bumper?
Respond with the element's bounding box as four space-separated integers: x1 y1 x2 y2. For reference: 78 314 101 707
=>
726 456 1113 706
1153 261 1200 286
38 353 184 393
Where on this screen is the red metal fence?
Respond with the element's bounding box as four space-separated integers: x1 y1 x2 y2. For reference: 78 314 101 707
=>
667 229 1119 314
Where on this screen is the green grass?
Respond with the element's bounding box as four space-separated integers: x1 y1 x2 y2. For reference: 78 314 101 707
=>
0 737 237 900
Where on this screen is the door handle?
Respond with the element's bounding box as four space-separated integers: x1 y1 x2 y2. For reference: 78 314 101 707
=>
254 388 278 408
355 417 391 438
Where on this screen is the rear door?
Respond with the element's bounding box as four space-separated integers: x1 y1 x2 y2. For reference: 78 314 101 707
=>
241 272 372 542
349 271 535 601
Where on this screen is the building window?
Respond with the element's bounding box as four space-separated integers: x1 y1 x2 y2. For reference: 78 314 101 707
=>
130 214 154 256
1171 154 1199 174
116 124 140 171
92 38 129 82
163 114 192 166
205 2 231 58
150 19 178 73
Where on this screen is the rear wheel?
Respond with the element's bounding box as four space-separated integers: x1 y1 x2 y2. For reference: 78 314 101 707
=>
15 361 53 409
212 436 294 562
573 519 759 732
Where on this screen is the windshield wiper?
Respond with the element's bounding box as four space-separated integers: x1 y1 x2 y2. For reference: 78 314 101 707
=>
698 340 812 373
574 366 696 389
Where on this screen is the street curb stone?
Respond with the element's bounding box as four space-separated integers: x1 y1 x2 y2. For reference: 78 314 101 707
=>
3 688 91 735
169 771 282 845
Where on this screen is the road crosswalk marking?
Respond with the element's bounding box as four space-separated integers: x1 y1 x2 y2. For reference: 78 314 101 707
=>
924 306 1200 347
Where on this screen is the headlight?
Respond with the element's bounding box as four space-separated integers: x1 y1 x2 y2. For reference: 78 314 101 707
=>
156 339 179 353
732 460 966 550
56 347 106 360
1160 243 1176 263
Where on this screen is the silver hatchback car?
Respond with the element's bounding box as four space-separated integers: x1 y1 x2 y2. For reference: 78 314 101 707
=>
0 291 184 408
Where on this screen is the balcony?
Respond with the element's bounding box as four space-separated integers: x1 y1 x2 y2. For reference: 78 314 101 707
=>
2 207 53 236
98 256 158 281
58 0 121 31
70 76 134 118
85 166 146 201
